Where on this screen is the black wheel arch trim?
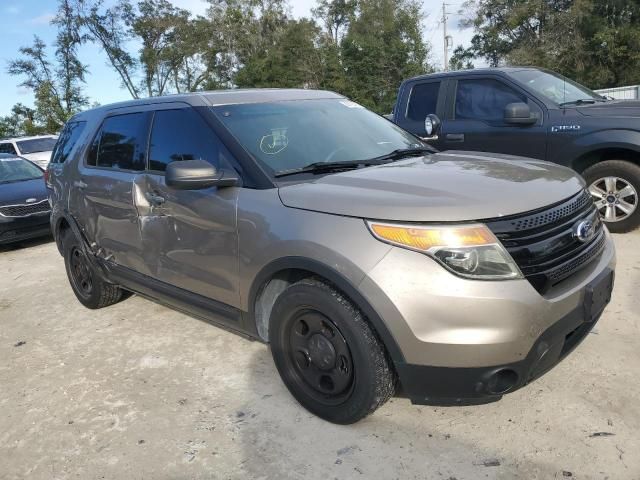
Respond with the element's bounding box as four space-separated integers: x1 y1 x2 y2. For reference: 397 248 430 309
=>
248 256 406 364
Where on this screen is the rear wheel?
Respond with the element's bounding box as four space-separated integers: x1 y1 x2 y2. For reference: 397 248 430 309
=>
62 229 125 309
584 160 640 233
269 278 395 424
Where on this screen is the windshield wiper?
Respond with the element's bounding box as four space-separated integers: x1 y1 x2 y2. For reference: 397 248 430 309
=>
558 98 598 107
364 146 434 163
275 160 385 178
274 147 433 179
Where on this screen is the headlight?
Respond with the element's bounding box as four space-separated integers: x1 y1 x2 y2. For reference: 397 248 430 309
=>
366 221 523 280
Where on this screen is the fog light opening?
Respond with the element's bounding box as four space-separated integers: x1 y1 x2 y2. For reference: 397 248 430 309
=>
487 369 519 395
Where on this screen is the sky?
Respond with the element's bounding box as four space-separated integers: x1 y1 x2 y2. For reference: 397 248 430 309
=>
0 0 474 117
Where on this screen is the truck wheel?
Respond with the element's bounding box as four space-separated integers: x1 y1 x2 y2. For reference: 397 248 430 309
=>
62 229 125 309
584 160 640 233
269 278 396 424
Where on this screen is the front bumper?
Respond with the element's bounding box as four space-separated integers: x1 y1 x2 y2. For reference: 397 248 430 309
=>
0 212 51 245
359 228 616 405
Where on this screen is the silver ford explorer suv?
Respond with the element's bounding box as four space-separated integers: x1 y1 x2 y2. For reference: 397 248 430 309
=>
47 89 615 424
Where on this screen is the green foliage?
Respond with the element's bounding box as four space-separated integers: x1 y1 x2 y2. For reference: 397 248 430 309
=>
461 0 640 89
4 0 434 124
5 0 88 135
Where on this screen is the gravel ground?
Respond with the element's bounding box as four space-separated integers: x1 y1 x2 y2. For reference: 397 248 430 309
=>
0 232 639 480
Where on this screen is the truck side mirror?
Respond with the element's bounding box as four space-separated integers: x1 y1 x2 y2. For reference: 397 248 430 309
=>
504 102 537 125
166 159 239 190
424 114 441 136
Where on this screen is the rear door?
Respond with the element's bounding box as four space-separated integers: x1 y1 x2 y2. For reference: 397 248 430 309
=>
134 105 241 307
73 110 152 275
441 76 547 159
394 79 446 148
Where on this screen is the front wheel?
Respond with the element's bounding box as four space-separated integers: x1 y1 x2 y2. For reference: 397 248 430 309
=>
269 278 396 424
584 160 640 233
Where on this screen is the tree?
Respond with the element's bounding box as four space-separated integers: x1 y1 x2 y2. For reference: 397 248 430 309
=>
6 0 88 133
0 104 44 138
461 0 640 89
449 45 474 71
340 0 430 113
312 0 355 44
235 19 324 88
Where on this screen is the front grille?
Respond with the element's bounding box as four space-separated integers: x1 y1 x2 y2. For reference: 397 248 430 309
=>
486 190 605 294
0 200 50 217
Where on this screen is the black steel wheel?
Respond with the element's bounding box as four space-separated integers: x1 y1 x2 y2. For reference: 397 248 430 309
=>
269 278 396 424
286 310 355 406
62 228 126 309
69 246 93 298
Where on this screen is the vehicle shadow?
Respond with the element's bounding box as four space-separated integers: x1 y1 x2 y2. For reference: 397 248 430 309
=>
230 347 565 480
0 234 53 253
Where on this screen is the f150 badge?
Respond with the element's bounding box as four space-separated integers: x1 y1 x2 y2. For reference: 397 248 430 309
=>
551 125 581 133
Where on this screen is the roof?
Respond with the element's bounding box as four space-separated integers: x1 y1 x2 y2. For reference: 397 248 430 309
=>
73 88 345 120
0 135 58 142
403 66 544 83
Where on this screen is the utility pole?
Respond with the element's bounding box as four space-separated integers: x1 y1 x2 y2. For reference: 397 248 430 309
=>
442 3 448 71
442 2 452 71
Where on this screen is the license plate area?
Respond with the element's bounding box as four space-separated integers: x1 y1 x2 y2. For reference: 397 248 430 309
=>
583 269 614 322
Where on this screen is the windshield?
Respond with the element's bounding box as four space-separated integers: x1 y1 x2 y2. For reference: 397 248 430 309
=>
213 99 423 176
0 157 43 183
16 137 58 155
508 69 604 105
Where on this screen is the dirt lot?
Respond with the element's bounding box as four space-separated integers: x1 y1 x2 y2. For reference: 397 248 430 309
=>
0 232 639 480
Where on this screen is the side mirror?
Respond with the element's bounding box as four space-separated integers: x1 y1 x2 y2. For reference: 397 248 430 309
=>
504 102 537 125
165 159 238 190
424 114 441 136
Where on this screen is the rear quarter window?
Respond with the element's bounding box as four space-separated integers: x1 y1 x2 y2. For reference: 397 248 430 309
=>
51 121 87 164
0 143 17 155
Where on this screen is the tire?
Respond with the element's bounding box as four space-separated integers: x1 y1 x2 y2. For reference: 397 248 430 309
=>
269 278 396 424
583 160 640 233
62 228 125 309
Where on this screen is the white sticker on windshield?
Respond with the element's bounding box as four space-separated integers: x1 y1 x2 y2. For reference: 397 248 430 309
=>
339 100 364 109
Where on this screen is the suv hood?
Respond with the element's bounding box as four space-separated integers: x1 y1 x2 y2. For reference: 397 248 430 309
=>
278 151 584 222
577 100 640 118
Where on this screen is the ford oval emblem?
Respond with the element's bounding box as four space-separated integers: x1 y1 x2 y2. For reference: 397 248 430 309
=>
574 220 595 243
25 198 37 203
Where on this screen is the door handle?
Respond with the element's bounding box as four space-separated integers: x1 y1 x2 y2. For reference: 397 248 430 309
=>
74 180 88 189
445 133 465 142
145 192 166 206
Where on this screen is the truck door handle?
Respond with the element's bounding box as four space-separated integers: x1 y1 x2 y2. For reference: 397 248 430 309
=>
446 133 465 142
145 192 165 206
74 180 88 189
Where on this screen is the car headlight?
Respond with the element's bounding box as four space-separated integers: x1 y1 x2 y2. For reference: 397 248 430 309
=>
366 221 523 280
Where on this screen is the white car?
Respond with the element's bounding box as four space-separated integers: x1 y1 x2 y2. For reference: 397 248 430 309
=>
0 135 58 169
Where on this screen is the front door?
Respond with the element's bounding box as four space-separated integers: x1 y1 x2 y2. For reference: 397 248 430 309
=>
441 77 547 159
134 106 241 308
73 111 151 275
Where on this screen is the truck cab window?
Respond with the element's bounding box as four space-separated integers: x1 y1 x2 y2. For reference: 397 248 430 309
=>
455 79 527 122
406 82 440 121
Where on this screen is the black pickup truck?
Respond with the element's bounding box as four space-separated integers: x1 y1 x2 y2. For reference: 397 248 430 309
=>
390 67 640 232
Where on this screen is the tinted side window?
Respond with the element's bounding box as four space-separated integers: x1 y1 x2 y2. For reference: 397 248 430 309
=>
455 79 527 122
87 113 147 170
148 108 221 172
51 121 86 164
0 143 17 155
406 82 440 121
